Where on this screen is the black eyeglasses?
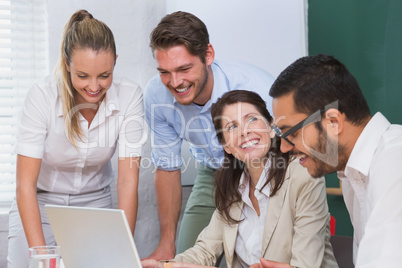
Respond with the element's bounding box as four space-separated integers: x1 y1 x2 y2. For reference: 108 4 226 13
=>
272 101 338 146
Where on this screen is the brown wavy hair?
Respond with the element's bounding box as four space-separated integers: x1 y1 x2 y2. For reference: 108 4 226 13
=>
211 90 290 225
149 11 209 63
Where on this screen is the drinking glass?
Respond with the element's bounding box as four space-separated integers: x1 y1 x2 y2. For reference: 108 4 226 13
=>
29 246 61 268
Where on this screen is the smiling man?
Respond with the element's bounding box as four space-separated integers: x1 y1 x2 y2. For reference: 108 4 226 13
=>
262 54 402 268
143 11 274 261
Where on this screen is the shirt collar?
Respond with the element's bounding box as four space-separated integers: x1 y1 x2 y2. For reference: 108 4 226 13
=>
340 112 390 180
103 81 120 116
202 61 230 112
238 161 271 197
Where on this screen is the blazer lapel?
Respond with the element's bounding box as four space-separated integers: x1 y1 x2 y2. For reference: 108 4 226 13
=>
261 174 290 255
224 202 243 263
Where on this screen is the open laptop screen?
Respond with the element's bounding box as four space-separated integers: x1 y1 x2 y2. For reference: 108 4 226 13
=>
45 205 142 268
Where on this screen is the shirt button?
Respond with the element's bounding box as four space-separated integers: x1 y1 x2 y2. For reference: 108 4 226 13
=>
108 103 116 111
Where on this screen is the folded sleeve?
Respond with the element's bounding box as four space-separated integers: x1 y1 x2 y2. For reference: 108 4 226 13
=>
174 210 224 266
118 81 148 158
15 81 52 159
144 77 183 170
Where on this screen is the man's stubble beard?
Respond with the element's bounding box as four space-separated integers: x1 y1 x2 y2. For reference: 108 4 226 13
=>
309 128 348 178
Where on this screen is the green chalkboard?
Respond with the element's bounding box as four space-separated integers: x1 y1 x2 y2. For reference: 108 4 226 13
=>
308 0 402 236
308 0 402 124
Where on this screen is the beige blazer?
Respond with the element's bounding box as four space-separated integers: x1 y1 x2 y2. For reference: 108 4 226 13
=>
175 161 338 268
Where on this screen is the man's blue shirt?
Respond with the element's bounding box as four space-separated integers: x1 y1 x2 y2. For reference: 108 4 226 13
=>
144 60 274 170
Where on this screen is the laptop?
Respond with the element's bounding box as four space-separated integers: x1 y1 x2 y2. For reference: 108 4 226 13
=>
45 205 142 268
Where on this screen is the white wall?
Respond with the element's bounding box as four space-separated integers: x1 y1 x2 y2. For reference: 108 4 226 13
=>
39 0 306 259
167 0 308 77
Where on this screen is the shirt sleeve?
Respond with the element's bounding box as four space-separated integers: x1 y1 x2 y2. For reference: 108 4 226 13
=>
15 80 51 159
288 163 338 268
117 81 148 158
174 210 224 266
355 141 402 267
144 77 183 170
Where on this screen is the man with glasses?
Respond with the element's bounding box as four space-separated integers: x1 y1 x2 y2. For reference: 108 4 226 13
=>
254 54 402 268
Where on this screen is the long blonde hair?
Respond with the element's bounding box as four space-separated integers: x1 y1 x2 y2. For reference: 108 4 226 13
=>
54 9 116 147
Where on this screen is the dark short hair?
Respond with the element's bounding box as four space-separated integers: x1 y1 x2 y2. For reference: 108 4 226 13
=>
150 11 209 63
269 54 370 125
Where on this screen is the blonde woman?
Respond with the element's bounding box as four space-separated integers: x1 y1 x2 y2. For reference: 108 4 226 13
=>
7 10 147 267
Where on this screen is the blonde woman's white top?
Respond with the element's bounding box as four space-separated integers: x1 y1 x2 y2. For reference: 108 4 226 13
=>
15 75 147 194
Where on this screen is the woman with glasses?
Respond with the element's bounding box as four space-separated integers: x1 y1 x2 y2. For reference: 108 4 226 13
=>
142 90 337 268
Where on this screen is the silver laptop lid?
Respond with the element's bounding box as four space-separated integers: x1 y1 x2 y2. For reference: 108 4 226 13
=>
45 205 142 268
